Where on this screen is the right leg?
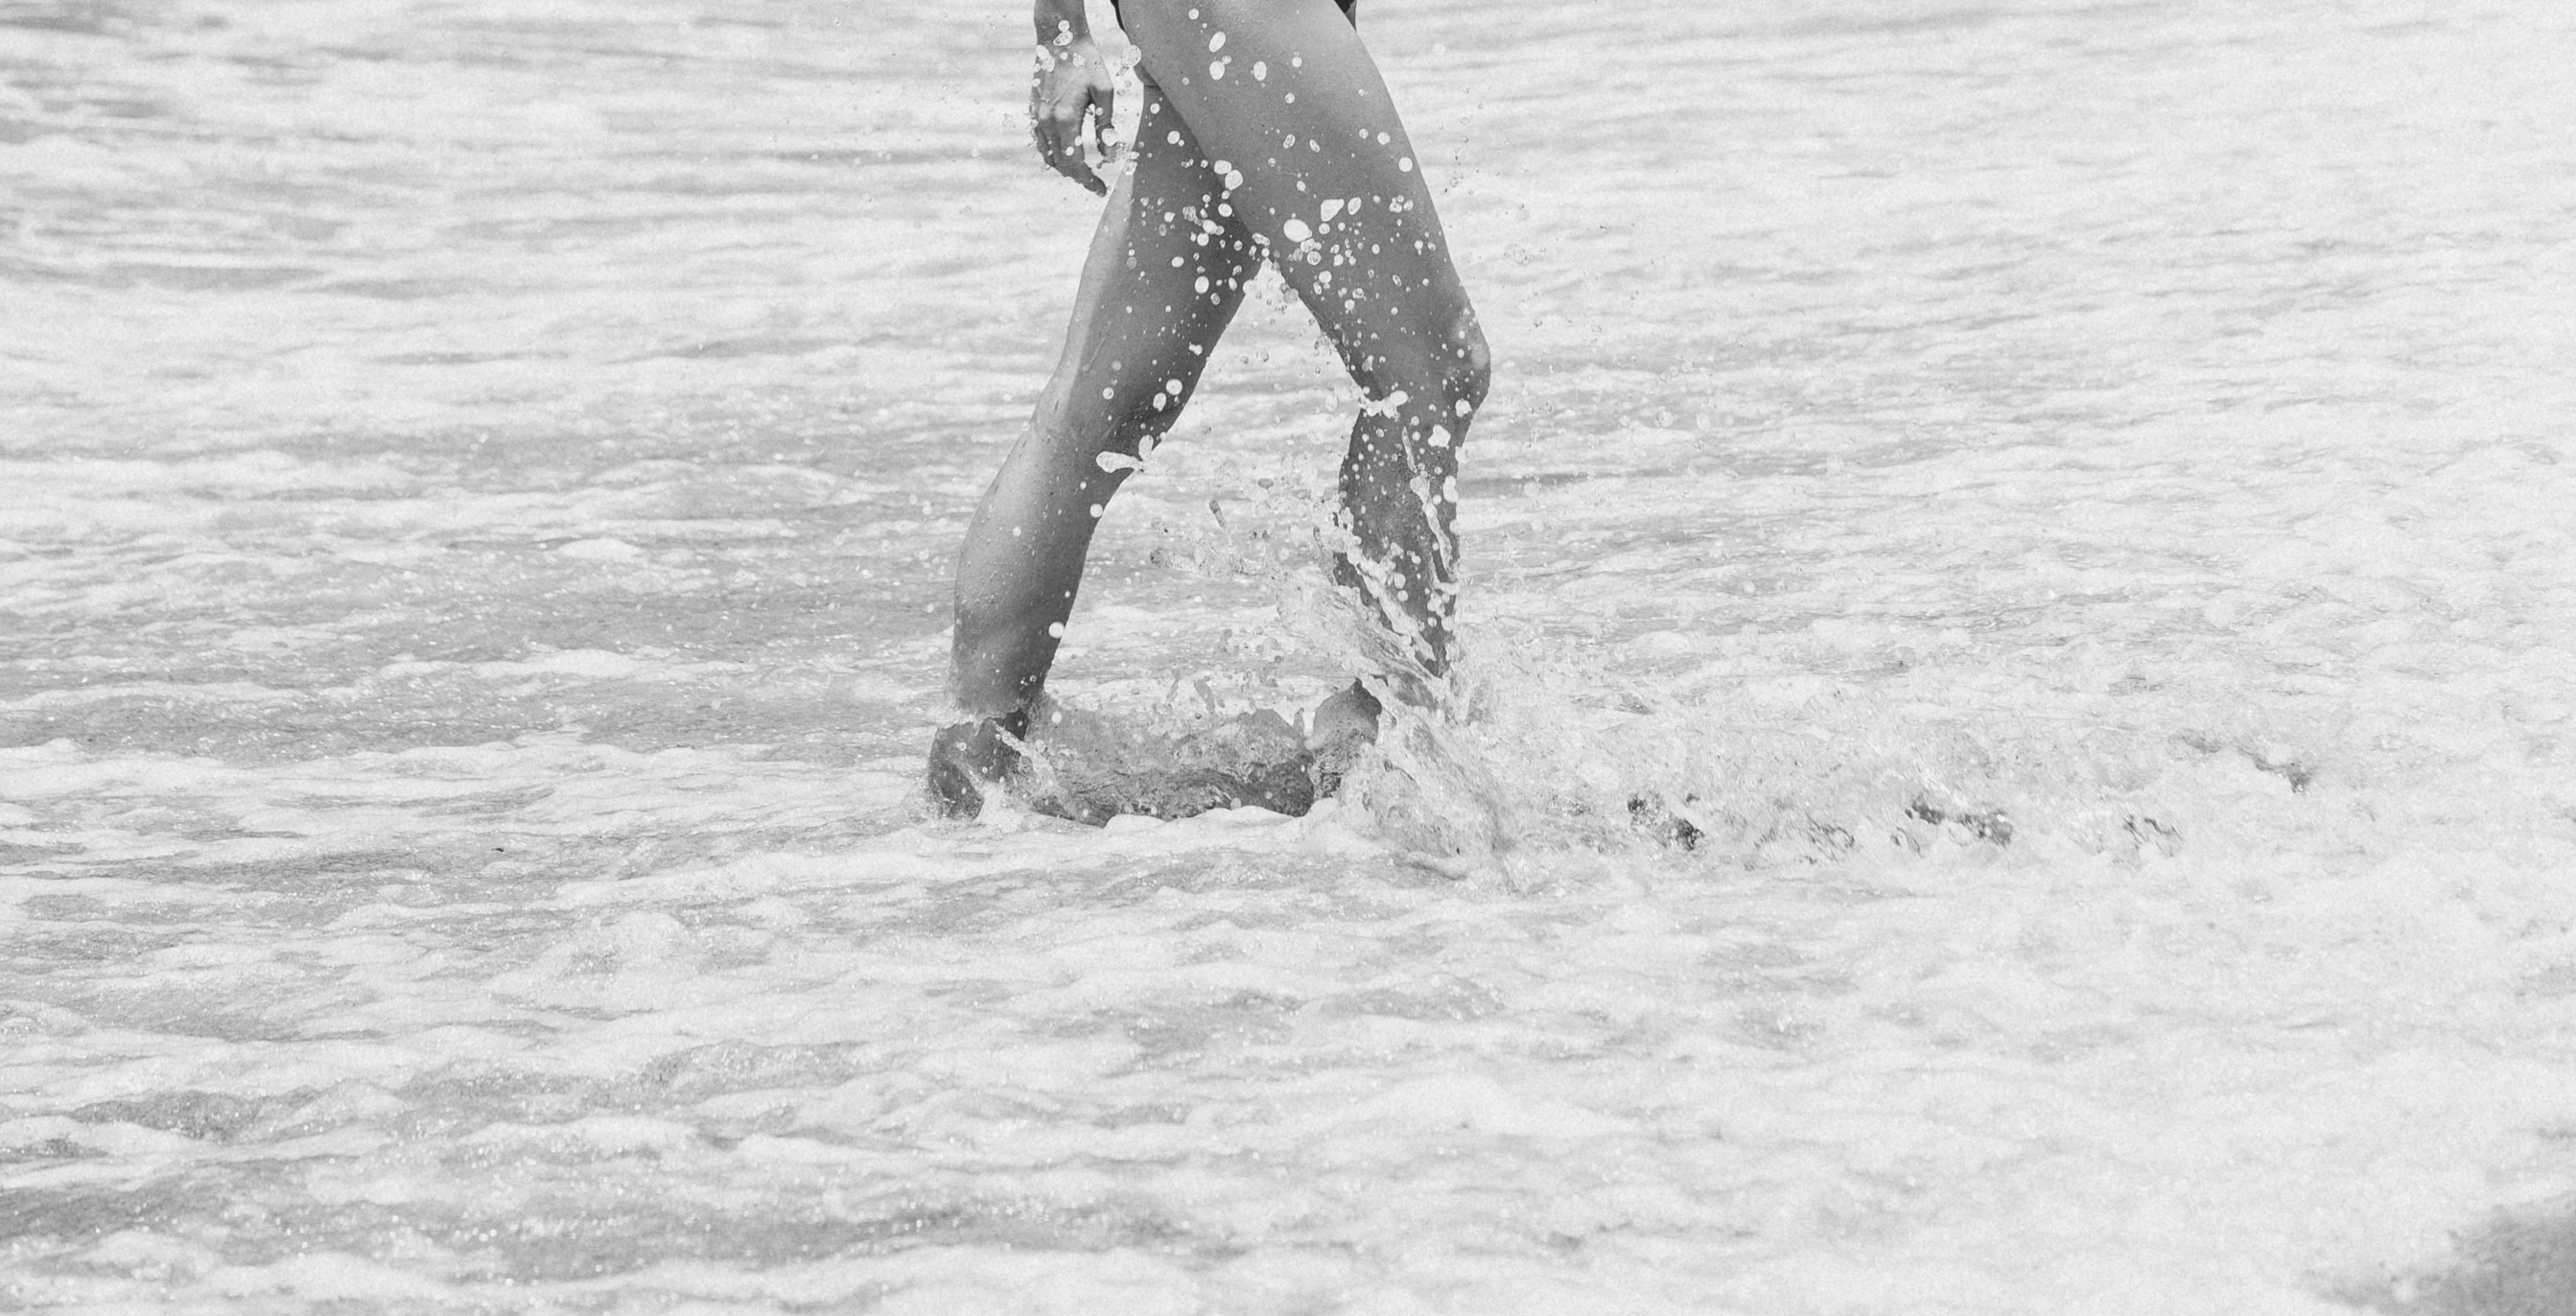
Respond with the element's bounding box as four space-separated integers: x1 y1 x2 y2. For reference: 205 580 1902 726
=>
1120 0 1491 694
935 85 1266 812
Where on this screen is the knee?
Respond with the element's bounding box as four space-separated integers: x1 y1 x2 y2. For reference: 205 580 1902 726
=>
1361 304 1489 425
1040 370 1192 465
1446 309 1491 417
1416 305 1489 422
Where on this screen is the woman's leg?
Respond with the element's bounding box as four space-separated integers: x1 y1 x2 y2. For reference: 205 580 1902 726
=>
935 85 1266 811
1119 0 1489 691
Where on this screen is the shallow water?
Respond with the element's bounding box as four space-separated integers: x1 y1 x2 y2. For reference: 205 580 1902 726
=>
6 0 2576 1310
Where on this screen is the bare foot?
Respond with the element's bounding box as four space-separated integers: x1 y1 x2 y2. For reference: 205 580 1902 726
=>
925 709 1028 819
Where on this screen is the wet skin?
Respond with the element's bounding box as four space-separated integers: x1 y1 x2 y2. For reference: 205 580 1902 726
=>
936 0 1487 811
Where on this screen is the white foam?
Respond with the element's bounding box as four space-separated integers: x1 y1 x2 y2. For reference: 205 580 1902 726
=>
6 0 2572 1309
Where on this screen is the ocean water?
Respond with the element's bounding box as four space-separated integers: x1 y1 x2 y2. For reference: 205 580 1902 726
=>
6 0 2576 1310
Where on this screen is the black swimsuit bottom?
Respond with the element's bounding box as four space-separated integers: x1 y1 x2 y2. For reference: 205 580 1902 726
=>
1112 0 1358 23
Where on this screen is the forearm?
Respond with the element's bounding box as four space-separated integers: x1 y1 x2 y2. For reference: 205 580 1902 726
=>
1033 0 1091 44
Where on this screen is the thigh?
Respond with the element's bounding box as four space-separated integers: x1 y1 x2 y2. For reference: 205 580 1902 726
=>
1048 81 1266 442
1114 0 1472 385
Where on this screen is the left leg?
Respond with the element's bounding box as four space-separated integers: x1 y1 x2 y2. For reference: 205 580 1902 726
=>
933 82 1267 814
1120 0 1490 693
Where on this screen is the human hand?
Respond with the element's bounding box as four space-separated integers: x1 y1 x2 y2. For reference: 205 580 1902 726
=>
1028 37 1121 196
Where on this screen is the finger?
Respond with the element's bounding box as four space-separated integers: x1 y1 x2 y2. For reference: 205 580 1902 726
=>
1028 76 1060 168
1030 92 1073 164
1093 76 1119 158
1043 105 1106 194
1064 134 1107 196
1026 45 1058 132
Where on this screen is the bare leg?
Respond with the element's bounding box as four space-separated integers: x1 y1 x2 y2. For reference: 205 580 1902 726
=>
935 0 1487 815
949 94 1266 716
934 85 1266 813
1121 0 1490 690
